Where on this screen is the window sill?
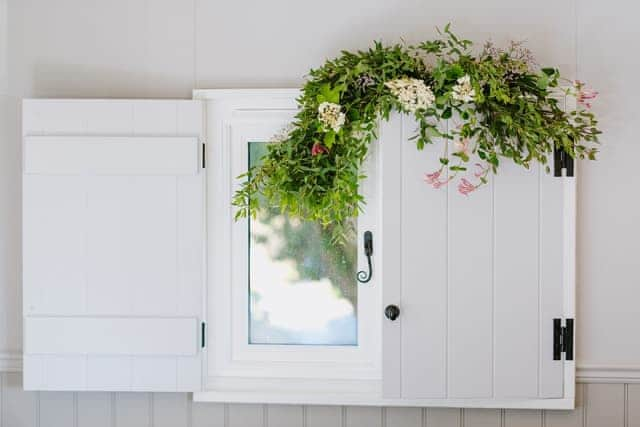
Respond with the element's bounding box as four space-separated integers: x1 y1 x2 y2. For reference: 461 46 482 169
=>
193 390 574 410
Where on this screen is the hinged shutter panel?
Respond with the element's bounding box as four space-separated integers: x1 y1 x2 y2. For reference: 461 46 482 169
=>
381 113 575 402
22 99 204 392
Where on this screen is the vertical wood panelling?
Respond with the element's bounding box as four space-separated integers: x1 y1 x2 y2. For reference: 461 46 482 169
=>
399 117 447 399
39 392 75 427
344 406 382 427
153 393 189 427
227 403 263 427
191 401 225 427
426 407 460 427
77 392 112 427
114 392 151 427
584 383 625 427
305 405 342 427
538 165 565 398
628 384 640 427
2 375 640 427
143 0 196 97
266 405 303 427
447 173 493 398
385 407 422 427
1 373 37 427
0 0 7 94
493 163 540 398
463 408 501 427
380 115 402 399
0 95 21 360
504 409 542 427
545 383 585 427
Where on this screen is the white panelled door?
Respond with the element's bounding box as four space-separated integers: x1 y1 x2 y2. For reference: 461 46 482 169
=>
22 100 205 391
381 112 575 408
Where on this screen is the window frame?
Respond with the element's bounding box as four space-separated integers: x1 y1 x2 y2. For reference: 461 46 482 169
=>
197 89 382 397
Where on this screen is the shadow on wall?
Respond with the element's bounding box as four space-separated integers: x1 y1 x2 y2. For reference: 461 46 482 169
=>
0 95 21 353
30 63 193 99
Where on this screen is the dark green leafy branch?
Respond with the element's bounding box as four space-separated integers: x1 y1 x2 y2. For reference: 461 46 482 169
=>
232 25 601 242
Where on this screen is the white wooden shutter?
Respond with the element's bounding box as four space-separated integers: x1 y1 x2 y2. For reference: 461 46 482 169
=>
22 99 205 392
381 112 575 406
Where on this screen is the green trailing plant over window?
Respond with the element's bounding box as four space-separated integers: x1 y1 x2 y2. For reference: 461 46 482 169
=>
233 25 600 242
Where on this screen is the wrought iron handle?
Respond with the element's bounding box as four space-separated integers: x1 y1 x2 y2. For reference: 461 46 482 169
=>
385 304 400 321
357 231 373 283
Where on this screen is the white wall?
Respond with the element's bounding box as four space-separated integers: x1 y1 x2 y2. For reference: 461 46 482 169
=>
575 0 640 374
2 0 639 380
1 0 22 365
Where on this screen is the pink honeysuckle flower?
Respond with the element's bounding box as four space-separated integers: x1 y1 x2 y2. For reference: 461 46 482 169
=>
454 138 470 156
432 177 452 189
424 169 442 185
424 170 452 189
458 178 476 196
573 80 599 109
474 162 489 178
311 142 328 156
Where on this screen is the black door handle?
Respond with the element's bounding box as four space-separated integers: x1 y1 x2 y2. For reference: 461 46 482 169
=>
385 304 400 321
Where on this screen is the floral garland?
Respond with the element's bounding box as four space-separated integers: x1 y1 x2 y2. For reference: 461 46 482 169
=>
233 25 600 241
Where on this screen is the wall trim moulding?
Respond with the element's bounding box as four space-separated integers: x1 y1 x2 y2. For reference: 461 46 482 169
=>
0 352 22 372
576 365 640 383
0 355 639 383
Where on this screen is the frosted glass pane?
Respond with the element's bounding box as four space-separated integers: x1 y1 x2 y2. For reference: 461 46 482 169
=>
248 142 357 345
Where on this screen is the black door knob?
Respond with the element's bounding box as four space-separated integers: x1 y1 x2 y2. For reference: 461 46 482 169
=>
385 304 400 321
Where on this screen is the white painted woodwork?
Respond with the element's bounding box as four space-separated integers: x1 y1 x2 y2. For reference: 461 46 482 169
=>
188 90 575 408
24 317 198 356
24 136 200 176
6 373 640 427
380 110 575 407
197 89 381 401
21 99 205 392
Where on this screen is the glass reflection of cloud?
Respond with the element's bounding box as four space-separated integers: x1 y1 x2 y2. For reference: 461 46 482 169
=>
250 214 356 346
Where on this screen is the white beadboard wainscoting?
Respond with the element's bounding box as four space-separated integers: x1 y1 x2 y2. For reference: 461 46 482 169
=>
0 373 637 427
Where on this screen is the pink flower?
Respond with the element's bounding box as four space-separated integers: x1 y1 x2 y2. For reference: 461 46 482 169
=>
424 170 442 185
574 80 598 109
432 177 452 189
458 178 476 196
454 138 470 156
424 170 452 189
311 142 328 156
474 162 489 178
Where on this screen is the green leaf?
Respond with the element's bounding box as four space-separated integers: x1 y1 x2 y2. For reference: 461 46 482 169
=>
324 131 336 148
230 25 602 245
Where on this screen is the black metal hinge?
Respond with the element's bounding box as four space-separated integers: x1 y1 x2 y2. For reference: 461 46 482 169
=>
201 321 206 349
202 143 206 169
553 147 574 177
553 318 574 360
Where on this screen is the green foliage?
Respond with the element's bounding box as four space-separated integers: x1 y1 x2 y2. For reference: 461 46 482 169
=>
233 25 601 243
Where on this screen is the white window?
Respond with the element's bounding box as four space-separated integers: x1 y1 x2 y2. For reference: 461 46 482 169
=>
200 90 382 400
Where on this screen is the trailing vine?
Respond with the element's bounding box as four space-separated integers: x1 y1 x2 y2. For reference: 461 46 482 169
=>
233 25 600 242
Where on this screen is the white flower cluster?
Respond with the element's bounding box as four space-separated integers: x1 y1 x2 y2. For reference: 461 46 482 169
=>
270 123 295 143
385 77 435 112
318 102 346 132
452 75 476 103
